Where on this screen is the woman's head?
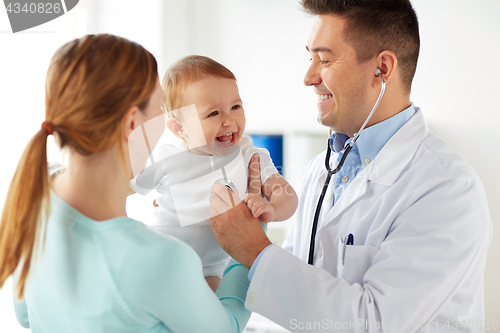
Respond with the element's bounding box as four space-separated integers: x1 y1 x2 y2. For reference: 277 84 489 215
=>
0 34 160 299
46 34 159 154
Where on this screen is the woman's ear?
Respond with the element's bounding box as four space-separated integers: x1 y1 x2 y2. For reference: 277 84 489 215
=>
166 117 186 138
123 105 140 141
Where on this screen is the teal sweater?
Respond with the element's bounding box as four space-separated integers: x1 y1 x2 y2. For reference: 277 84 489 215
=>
13 191 251 332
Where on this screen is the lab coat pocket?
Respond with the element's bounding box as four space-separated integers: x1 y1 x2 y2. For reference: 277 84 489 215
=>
337 243 378 285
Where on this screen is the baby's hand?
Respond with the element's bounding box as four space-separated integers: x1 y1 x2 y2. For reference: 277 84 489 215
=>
244 193 275 223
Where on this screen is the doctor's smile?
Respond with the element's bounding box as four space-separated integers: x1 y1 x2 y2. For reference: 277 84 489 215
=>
0 0 496 332
317 94 333 101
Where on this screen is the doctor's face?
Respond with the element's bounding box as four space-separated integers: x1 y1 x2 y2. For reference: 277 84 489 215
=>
304 15 377 137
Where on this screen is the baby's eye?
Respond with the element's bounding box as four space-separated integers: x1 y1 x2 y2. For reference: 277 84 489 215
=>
231 104 241 110
208 111 219 117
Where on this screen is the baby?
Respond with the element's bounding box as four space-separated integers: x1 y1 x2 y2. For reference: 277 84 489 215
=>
131 55 298 291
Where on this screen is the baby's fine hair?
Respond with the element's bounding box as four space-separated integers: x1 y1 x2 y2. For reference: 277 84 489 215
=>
162 55 236 115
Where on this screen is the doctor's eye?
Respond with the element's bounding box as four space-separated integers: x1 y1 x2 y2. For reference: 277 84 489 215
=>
319 60 330 65
208 111 219 117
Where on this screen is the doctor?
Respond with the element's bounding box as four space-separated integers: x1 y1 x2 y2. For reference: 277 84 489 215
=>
209 0 493 331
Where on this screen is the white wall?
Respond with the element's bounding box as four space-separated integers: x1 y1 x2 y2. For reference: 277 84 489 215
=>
0 0 499 331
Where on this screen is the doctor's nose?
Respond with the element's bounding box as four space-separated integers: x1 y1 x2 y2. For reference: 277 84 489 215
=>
304 62 321 87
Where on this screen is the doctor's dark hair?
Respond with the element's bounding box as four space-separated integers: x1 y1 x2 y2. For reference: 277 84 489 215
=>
162 55 236 114
301 0 420 92
0 34 158 299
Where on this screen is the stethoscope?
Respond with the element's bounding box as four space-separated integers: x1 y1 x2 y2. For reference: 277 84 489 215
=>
307 69 386 265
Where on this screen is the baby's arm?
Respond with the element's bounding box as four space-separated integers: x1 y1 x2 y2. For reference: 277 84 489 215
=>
246 173 298 222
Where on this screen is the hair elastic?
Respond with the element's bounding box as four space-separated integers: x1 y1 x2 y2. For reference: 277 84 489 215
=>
41 121 54 135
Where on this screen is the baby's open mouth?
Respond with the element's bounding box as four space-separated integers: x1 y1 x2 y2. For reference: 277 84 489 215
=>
216 132 234 143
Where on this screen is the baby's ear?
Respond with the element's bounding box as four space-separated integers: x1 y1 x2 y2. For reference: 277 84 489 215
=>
166 117 186 138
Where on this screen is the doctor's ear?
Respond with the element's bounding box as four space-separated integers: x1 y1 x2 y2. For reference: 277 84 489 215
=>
375 50 398 83
166 117 186 138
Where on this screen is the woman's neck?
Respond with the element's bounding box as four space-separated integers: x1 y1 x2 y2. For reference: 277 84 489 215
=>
52 146 130 221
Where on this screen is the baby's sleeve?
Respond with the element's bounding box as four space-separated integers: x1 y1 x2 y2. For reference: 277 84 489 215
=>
130 144 174 195
240 136 279 185
258 149 279 185
130 173 155 195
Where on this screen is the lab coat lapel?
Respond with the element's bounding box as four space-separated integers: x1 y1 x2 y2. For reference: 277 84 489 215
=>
314 146 370 232
368 107 427 186
316 107 427 232
318 167 370 232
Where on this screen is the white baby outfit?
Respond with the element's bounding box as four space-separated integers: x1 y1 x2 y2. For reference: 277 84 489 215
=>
131 136 278 277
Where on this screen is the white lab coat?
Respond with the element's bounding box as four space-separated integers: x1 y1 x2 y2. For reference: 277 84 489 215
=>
245 108 493 332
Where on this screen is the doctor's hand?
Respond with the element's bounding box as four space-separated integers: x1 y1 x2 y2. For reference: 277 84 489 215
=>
209 154 272 269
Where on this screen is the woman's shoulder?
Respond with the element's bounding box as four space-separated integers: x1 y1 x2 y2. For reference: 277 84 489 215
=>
83 219 204 320
114 222 202 284
105 220 202 291
120 220 199 261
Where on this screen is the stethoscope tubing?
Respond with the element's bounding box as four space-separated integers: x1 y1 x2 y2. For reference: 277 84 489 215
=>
307 144 353 264
307 73 385 265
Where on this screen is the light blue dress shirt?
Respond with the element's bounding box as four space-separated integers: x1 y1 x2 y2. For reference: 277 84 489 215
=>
332 103 416 204
248 103 416 280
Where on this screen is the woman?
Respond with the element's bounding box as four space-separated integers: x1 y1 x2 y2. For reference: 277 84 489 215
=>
0 34 250 332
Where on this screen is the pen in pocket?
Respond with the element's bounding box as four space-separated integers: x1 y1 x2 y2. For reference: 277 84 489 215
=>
342 233 354 265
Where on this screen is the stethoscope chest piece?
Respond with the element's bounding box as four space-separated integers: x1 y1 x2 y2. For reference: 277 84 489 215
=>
215 178 236 193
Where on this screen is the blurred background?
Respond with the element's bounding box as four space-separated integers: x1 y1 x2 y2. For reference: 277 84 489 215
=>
0 0 499 332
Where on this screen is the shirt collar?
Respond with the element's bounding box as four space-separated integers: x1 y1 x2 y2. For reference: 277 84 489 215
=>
330 132 350 153
331 103 416 164
356 103 416 165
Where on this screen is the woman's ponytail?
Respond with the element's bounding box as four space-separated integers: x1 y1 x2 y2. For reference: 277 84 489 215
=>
0 34 158 300
0 127 51 299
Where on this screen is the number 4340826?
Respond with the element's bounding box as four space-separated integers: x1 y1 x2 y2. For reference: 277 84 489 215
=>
6 3 62 14
444 319 498 330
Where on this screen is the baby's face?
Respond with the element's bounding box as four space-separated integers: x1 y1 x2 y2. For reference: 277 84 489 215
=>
180 76 245 150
